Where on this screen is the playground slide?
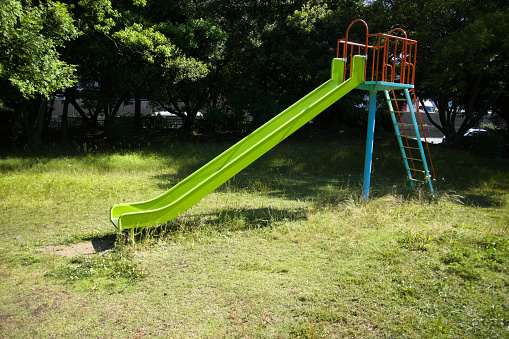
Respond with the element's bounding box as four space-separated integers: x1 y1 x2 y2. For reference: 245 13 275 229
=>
111 56 366 230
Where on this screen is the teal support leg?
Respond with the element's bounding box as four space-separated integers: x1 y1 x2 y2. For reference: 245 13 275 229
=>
363 90 377 201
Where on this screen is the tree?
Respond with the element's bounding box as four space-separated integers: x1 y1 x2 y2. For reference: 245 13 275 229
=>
59 0 212 132
142 0 227 129
366 0 509 145
204 0 365 129
0 0 79 148
147 18 222 129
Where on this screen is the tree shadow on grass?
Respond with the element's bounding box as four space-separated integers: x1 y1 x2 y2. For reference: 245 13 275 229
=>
205 206 308 229
126 206 308 242
153 170 364 206
462 194 506 208
151 150 509 212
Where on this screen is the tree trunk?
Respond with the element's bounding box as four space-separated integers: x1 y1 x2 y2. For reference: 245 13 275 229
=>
134 92 142 128
68 97 94 127
28 98 47 149
61 98 69 144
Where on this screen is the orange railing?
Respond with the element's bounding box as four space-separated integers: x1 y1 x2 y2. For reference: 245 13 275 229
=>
337 19 417 85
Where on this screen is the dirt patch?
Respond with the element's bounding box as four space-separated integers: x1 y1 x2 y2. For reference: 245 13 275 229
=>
42 237 115 257
43 242 97 257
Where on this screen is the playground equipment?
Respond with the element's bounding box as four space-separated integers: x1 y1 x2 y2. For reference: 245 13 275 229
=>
337 19 435 200
111 19 435 231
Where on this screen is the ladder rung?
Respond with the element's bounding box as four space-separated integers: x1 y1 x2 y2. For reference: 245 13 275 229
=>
392 111 410 114
389 98 407 101
398 137 419 141
402 146 421 150
409 178 424 182
404 157 423 161
408 169 427 173
395 123 414 127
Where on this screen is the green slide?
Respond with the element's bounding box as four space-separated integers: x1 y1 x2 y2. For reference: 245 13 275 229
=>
111 56 366 230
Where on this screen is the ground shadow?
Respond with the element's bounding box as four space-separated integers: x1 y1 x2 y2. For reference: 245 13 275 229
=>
89 234 116 253
204 207 308 229
41 234 117 257
462 194 505 208
153 170 365 206
126 206 308 241
3 129 507 210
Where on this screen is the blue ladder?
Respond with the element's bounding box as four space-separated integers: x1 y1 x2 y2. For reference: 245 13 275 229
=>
384 88 434 196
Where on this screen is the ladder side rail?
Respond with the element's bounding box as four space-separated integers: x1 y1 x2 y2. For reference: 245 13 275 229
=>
390 90 420 177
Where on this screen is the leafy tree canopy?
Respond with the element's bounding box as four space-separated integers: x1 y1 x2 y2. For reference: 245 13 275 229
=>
367 0 509 143
0 0 79 99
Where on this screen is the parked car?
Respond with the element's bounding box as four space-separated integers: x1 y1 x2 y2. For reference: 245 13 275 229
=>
464 128 487 136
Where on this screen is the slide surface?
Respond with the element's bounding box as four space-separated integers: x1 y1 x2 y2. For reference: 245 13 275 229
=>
111 56 365 230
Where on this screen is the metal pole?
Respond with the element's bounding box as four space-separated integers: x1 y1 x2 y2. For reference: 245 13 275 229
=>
363 90 377 201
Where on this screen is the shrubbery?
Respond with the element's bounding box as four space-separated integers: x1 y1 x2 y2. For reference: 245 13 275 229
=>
104 116 135 145
467 131 506 158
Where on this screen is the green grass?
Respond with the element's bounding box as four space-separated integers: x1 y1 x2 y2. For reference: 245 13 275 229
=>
0 133 508 338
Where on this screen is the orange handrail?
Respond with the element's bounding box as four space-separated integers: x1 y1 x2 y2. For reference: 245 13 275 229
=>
337 19 369 81
337 23 417 85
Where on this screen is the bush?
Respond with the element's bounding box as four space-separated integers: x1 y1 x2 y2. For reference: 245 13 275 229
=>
468 131 506 158
0 107 23 148
104 116 135 145
199 106 249 133
224 78 281 129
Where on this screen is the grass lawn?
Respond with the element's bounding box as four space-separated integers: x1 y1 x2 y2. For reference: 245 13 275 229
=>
0 130 508 338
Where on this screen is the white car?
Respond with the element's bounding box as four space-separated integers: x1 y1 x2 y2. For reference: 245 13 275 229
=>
464 128 487 136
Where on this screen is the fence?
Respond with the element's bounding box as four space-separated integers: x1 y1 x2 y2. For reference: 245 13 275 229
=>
48 115 185 130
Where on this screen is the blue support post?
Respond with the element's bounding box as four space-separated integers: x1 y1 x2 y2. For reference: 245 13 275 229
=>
363 90 377 200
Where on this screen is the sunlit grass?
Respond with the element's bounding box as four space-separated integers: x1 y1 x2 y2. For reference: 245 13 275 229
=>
0 136 508 337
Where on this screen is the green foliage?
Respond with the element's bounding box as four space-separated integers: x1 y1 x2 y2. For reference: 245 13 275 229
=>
440 235 509 281
0 0 79 99
104 116 135 145
468 132 506 158
112 22 208 81
199 105 250 133
398 230 432 251
76 0 119 34
368 0 509 143
0 106 21 148
3 0 508 144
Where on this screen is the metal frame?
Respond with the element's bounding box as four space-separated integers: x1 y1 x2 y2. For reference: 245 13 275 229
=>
337 19 435 200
